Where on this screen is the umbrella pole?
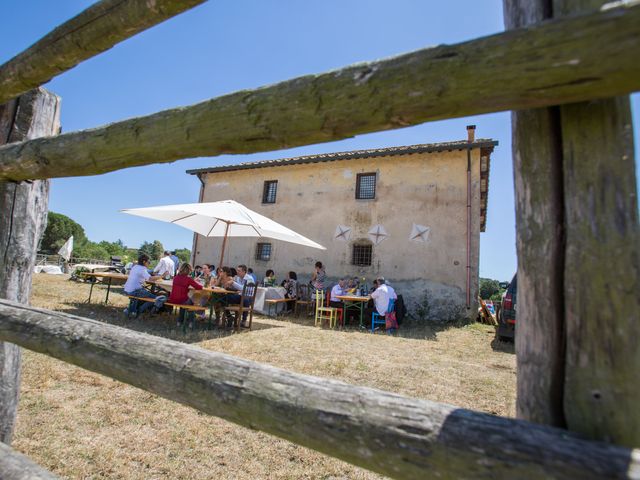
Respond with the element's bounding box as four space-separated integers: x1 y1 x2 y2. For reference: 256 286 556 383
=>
219 222 230 268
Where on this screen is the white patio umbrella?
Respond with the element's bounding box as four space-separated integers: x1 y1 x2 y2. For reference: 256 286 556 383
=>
121 200 325 267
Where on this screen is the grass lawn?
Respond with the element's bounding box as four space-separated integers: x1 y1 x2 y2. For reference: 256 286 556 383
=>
14 274 516 479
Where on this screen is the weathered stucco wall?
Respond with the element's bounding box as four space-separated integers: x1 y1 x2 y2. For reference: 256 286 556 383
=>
193 148 483 321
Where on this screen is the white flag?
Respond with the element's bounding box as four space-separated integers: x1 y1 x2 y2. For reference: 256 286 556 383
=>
58 236 74 261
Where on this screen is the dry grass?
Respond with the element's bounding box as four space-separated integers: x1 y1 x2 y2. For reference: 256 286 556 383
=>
15 274 516 479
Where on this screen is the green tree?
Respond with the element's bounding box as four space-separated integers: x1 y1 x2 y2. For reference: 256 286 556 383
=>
151 240 164 260
73 242 110 261
138 240 164 260
175 248 191 264
98 240 126 257
479 277 501 300
40 212 88 254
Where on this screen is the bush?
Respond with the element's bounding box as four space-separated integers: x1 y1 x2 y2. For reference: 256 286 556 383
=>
479 277 501 299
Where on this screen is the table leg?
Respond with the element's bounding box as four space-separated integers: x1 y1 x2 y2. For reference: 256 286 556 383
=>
104 278 113 304
87 281 95 303
359 302 364 328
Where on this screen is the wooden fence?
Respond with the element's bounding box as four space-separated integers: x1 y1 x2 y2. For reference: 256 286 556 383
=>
0 1 638 478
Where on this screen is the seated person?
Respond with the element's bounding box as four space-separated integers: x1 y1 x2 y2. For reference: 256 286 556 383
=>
346 276 360 294
247 267 257 284
123 254 165 317
283 271 298 312
234 264 255 287
191 265 203 279
153 251 175 279
370 277 398 331
330 279 347 309
168 263 204 327
198 263 214 287
263 269 277 287
209 266 232 324
220 265 253 327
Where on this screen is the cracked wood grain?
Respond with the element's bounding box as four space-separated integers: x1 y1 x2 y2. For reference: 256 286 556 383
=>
0 0 207 105
0 300 639 480
1 3 639 181
0 88 59 444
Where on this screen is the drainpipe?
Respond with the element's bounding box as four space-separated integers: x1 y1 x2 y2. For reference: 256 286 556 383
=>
465 125 476 309
191 173 205 265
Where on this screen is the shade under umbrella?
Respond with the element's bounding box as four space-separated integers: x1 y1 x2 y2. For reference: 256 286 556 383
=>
121 200 325 267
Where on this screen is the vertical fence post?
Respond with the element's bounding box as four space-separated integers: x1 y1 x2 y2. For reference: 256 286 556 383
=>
552 0 640 448
0 88 60 444
503 0 566 428
504 0 640 447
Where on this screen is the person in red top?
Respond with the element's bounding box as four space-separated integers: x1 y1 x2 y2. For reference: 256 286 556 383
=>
169 263 203 327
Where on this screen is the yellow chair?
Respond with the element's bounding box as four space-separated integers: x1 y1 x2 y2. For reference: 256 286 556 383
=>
314 289 338 328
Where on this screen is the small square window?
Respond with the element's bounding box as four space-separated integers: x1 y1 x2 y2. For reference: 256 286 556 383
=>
356 173 376 200
255 243 272 261
352 244 372 266
262 180 278 204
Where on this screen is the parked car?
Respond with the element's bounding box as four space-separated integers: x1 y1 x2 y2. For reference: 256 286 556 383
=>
496 273 517 341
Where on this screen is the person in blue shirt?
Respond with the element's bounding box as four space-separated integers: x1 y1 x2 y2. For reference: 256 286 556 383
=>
170 251 180 274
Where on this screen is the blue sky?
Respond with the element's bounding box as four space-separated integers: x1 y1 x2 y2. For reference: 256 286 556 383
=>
1 1 638 281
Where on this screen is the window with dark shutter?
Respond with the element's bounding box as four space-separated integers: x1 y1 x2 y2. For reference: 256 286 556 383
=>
351 243 373 266
255 243 272 261
355 173 376 200
262 180 278 204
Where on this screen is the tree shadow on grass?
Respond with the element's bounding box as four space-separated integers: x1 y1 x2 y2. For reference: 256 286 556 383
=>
61 302 282 345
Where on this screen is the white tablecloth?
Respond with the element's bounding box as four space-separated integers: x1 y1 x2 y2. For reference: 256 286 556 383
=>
254 286 286 314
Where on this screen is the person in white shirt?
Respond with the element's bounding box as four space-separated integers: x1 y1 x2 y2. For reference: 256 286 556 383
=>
330 279 347 308
123 254 165 317
153 251 175 278
370 277 397 317
225 265 254 327
232 264 255 290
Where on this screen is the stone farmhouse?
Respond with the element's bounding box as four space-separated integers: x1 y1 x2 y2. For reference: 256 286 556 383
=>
187 126 497 320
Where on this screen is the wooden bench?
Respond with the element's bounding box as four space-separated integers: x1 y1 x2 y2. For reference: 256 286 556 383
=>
126 296 208 331
264 298 296 316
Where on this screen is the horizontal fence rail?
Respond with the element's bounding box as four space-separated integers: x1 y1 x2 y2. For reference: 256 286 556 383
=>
1 3 640 181
0 0 207 106
0 442 58 480
0 300 638 480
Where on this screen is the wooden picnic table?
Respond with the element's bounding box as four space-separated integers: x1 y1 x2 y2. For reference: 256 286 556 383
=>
335 294 370 327
82 272 128 304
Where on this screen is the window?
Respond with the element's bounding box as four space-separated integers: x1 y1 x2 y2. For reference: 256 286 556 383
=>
356 173 376 200
262 180 278 204
255 243 272 261
352 243 372 266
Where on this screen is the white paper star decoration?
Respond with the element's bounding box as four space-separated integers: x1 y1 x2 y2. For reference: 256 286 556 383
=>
368 224 388 245
409 223 430 243
334 225 352 242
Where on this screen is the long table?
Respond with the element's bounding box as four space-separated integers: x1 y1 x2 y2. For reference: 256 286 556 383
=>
335 294 370 327
83 272 128 304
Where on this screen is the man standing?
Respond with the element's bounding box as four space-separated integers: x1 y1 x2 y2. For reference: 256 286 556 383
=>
153 251 175 279
170 251 180 274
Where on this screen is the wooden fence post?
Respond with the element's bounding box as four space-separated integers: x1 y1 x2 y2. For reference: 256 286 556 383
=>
504 0 640 447
553 0 640 448
503 0 566 428
0 88 60 444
